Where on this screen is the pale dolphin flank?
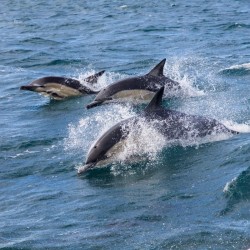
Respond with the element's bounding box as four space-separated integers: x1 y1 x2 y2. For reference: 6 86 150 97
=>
20 70 105 100
78 87 238 174
86 59 180 109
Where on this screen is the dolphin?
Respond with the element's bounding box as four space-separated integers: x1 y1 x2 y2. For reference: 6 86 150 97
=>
20 70 105 100
86 59 180 109
78 87 238 174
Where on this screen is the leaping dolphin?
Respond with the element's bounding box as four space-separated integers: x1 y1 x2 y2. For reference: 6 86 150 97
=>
86 59 180 109
20 70 105 100
78 87 238 174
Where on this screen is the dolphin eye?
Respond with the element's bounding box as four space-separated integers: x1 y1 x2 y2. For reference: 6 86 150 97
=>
94 146 97 148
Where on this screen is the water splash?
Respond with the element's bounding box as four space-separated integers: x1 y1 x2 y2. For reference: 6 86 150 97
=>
114 118 167 163
163 56 218 95
64 104 135 155
77 70 128 91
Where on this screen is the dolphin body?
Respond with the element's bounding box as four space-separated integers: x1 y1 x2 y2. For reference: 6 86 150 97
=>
20 70 105 100
86 59 180 109
78 87 238 174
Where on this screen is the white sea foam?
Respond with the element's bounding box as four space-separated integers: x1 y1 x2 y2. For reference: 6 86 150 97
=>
119 5 128 9
223 177 237 193
222 120 250 133
10 149 40 159
223 63 250 70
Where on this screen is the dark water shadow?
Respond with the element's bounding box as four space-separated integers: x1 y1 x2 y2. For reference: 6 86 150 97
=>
77 160 157 188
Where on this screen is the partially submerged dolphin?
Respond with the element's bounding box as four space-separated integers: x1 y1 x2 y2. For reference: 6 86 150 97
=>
78 87 238 174
86 59 180 109
20 70 105 100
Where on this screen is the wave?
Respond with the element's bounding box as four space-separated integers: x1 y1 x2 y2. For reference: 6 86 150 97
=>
219 63 250 76
21 37 61 46
1 137 62 153
225 23 250 30
0 64 26 74
222 166 250 214
24 59 83 68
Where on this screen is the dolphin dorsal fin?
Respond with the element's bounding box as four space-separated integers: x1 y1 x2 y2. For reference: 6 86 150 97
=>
147 59 166 77
145 87 164 112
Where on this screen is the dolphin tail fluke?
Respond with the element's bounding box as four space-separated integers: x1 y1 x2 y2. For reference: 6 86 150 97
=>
144 86 164 113
84 70 105 84
147 59 166 77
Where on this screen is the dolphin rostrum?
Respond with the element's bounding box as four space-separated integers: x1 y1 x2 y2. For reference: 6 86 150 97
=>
78 87 238 174
20 70 105 100
86 59 180 109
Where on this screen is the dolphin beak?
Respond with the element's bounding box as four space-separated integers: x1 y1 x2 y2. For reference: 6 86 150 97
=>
86 97 113 109
86 100 103 109
77 163 96 174
20 85 37 91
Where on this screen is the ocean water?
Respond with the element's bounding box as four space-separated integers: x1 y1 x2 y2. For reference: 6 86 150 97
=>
0 0 250 249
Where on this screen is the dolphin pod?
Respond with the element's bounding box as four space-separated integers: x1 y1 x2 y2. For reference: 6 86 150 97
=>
20 70 105 100
19 59 239 174
86 59 181 109
78 87 238 174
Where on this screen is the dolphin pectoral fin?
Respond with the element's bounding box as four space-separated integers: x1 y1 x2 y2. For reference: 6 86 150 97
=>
84 70 105 84
77 163 96 174
46 91 64 100
147 59 166 77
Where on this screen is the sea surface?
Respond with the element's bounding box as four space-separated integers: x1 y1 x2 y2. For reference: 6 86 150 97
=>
0 0 250 249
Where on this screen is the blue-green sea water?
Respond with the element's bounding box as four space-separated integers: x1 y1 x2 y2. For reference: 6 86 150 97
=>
1 1 250 249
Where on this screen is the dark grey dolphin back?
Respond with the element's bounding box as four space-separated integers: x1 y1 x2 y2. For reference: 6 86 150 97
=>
143 86 238 137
